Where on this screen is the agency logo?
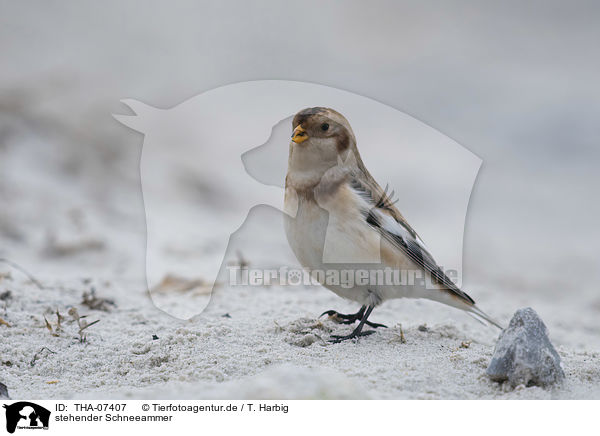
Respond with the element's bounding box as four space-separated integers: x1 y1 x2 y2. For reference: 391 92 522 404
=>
2 402 50 433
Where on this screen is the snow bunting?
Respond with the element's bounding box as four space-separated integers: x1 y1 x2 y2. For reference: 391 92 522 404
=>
284 107 502 342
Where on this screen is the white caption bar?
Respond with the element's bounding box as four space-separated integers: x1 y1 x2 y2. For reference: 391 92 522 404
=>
0 400 593 435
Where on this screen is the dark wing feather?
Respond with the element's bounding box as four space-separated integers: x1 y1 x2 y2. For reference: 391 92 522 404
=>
350 174 475 306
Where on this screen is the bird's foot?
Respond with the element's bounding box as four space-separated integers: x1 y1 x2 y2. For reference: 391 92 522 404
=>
320 308 387 329
329 330 376 343
320 309 362 324
324 304 384 342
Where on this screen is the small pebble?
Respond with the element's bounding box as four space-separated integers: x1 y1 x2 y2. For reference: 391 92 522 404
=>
487 307 565 388
0 382 9 399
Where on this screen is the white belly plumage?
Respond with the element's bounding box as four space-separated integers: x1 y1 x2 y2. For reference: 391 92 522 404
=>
283 190 438 307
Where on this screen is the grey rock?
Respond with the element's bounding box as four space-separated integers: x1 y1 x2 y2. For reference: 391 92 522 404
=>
487 307 565 388
0 382 9 399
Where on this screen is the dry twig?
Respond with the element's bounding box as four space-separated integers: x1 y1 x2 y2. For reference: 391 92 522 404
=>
30 347 56 367
68 307 99 342
0 258 44 289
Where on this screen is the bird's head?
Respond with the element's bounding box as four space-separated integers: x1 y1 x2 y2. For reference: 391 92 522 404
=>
288 107 359 183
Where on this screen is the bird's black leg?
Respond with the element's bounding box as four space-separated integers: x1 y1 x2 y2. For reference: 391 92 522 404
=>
329 305 378 343
321 306 366 324
321 305 387 328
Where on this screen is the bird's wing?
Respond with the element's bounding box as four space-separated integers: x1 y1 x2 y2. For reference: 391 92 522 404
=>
348 173 476 306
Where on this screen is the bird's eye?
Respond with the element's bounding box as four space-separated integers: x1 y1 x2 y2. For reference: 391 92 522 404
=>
321 123 329 131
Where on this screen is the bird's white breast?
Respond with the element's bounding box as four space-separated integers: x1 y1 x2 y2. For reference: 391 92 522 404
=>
284 182 447 306
283 187 329 271
283 184 384 305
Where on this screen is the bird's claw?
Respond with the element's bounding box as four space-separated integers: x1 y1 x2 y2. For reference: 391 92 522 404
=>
320 308 363 323
329 330 376 343
365 321 387 329
321 309 387 328
322 305 385 342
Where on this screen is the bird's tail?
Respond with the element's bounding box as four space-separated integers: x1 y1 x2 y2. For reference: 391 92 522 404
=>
467 305 504 330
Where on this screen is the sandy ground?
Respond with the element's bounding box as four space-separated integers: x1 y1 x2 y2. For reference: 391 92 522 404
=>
1 266 599 400
1 99 599 400
1 93 600 400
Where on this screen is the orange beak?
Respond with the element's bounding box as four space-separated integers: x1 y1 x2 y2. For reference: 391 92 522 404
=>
291 125 308 143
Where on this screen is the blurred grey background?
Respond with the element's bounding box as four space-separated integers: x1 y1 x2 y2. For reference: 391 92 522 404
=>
1 1 599 329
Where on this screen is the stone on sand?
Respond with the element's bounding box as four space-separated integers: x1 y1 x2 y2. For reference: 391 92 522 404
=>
0 382 9 399
487 307 565 388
